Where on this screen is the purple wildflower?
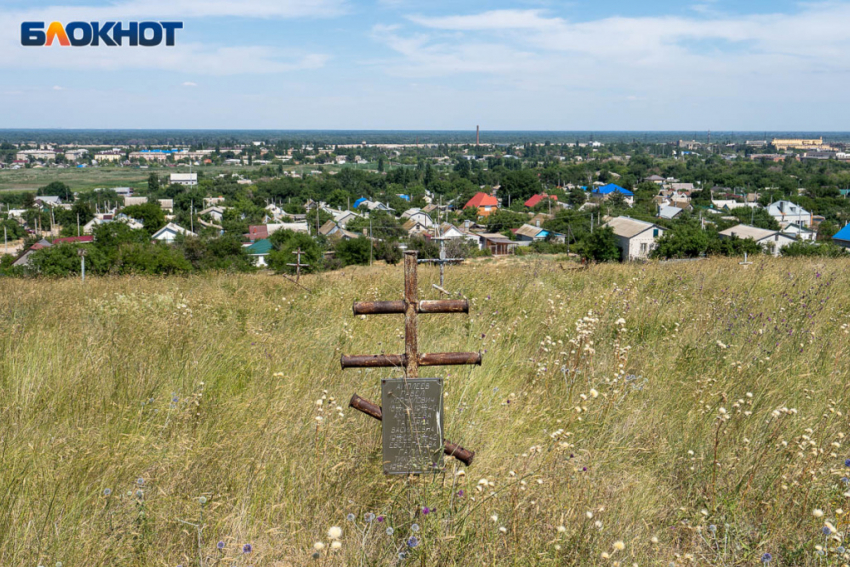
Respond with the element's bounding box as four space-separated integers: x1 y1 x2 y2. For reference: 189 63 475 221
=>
762 552 772 563
407 536 419 548
377 516 384 523
217 541 225 550
242 543 253 554
422 507 430 515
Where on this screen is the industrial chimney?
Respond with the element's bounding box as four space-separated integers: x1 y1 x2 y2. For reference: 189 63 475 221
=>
476 125 480 146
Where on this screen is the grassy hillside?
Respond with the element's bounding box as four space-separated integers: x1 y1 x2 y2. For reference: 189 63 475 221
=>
1 257 850 566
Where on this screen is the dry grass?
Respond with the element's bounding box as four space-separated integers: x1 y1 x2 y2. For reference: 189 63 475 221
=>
2 256 850 566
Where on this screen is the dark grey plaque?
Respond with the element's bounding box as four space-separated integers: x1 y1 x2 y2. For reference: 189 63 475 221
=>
381 378 444 475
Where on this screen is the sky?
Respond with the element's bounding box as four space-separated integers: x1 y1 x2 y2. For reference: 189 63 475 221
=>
1 0 848 130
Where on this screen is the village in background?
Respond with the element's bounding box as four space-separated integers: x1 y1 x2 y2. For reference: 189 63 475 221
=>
2 131 850 276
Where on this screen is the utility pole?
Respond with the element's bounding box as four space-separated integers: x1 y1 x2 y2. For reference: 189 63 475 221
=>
77 213 80 237
3 225 7 256
191 199 194 233
369 216 373 266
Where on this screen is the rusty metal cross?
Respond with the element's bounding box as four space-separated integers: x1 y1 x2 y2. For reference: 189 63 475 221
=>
342 250 480 467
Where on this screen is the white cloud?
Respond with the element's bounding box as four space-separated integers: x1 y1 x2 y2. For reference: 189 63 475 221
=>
181 81 197 87
379 4 850 87
52 85 65 90
12 0 347 21
0 0 340 75
1 41 330 75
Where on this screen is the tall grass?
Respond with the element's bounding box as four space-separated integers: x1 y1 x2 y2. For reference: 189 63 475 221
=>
1 256 850 566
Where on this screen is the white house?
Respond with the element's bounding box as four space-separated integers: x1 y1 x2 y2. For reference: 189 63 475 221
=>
780 222 816 242
658 205 684 220
401 208 435 228
199 206 226 223
712 199 757 211
84 214 144 234
151 223 196 243
767 200 812 227
34 195 62 207
718 224 797 256
333 210 360 228
604 217 666 261
170 173 198 186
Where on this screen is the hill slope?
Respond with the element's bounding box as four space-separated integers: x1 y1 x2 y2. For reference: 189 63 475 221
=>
1 257 849 566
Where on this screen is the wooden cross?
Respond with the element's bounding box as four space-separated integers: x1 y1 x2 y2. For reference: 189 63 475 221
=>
418 240 464 288
342 250 480 467
286 247 309 283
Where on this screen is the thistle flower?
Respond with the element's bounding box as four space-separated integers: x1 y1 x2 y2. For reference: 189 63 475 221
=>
761 553 772 563
347 513 355 522
217 541 225 550
410 523 420 532
613 541 625 551
103 488 112 496
422 507 430 515
407 536 419 548
313 542 324 551
328 526 342 540
242 543 253 554
136 478 145 486
331 541 342 550
822 526 831 535
365 513 375 523
386 527 394 536
845 458 850 467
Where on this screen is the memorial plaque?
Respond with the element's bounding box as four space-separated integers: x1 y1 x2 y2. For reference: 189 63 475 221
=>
381 378 444 475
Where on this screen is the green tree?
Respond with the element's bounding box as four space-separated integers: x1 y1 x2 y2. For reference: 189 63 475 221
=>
568 187 586 207
335 237 372 266
578 226 620 262
268 232 323 274
122 203 166 236
651 222 710 259
498 170 541 203
148 173 160 193
37 181 72 201
115 242 192 275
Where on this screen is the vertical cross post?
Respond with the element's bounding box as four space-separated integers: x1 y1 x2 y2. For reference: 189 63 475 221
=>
287 247 309 283
295 247 302 283
404 250 419 378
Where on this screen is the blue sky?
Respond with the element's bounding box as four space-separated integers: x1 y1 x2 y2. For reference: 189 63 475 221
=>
1 0 848 130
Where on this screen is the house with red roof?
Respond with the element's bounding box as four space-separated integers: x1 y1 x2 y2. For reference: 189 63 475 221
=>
53 236 94 245
463 192 499 217
524 193 558 208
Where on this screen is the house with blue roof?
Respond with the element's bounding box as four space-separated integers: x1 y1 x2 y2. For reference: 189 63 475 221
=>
353 197 368 209
591 183 634 206
834 224 850 250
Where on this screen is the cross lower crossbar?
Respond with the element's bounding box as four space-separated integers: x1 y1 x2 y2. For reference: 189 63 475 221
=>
353 299 468 315
349 394 475 466
340 351 482 369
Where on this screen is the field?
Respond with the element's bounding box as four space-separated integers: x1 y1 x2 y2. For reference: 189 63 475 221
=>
2 256 850 566
0 163 380 193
